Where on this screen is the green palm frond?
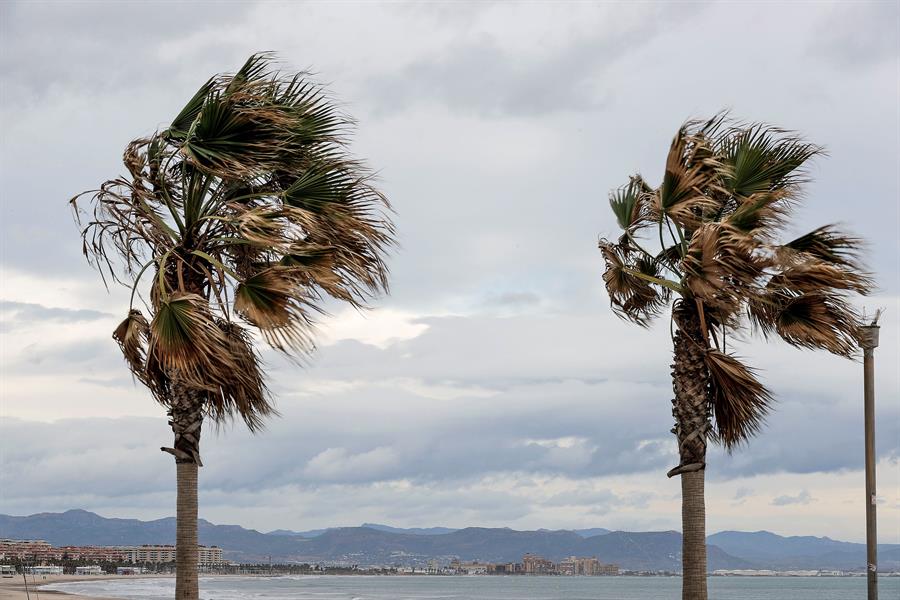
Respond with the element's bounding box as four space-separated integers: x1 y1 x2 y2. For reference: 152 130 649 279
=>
717 124 821 198
599 113 874 454
168 78 216 137
76 53 396 431
609 179 650 232
149 293 228 383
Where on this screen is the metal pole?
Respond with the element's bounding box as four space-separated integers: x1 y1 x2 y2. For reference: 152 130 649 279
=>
859 323 880 600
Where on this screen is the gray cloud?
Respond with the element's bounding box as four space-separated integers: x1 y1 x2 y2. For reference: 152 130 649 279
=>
364 4 705 117
0 300 111 332
732 487 754 505
808 1 899 69
2 310 897 517
0 1 254 100
1 0 899 538
772 490 815 507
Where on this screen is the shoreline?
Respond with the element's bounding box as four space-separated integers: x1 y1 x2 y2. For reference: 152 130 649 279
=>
0 574 170 600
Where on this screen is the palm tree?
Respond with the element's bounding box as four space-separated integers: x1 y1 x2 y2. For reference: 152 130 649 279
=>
597 115 872 600
72 54 395 600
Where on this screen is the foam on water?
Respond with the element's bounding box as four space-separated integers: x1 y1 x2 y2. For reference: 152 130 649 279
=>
43 574 900 600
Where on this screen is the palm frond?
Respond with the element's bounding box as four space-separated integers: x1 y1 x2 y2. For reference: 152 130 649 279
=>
717 124 821 198
168 78 216 137
599 240 671 327
705 349 773 450
682 223 762 317
234 267 317 353
772 293 860 357
780 225 866 269
609 178 651 232
654 126 722 229
148 292 231 387
207 321 277 432
73 54 396 431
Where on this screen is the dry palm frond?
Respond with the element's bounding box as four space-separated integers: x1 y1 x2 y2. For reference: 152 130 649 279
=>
652 127 723 229
599 240 673 327
599 113 873 453
74 53 396 430
148 293 232 388
113 309 150 373
705 349 773 450
770 262 872 296
682 223 761 319
779 225 866 269
772 293 860 357
111 309 171 399
207 321 277 432
234 266 318 353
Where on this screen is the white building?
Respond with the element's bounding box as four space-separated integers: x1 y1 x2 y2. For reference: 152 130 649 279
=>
24 565 63 575
75 566 104 575
117 545 224 565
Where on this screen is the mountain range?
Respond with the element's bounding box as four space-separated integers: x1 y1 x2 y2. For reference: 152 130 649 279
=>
1 510 897 572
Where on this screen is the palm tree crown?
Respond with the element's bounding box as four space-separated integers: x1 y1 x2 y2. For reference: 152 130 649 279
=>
599 114 873 448
72 53 395 437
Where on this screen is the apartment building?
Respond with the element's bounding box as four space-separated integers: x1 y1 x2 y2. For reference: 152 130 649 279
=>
117 544 225 566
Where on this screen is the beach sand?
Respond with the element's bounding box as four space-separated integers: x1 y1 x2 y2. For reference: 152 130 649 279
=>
0 574 169 600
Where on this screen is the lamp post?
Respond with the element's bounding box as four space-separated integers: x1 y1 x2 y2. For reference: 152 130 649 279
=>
858 320 880 600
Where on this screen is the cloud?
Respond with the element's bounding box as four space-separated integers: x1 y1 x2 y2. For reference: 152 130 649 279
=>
0 300 111 333
771 490 815 506
304 447 401 483
0 300 110 322
363 3 705 117
808 2 900 69
732 487 754 505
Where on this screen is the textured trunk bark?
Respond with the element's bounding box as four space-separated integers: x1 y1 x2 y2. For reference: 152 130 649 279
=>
165 382 204 600
681 469 707 600
176 461 199 600
670 302 710 600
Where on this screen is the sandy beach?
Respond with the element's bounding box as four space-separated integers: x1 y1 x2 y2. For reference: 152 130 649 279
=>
0 574 169 600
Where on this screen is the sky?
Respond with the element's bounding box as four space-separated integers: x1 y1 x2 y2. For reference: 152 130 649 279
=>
0 0 898 544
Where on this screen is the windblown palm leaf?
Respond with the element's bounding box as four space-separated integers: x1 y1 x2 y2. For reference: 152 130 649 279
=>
73 53 396 429
598 114 873 450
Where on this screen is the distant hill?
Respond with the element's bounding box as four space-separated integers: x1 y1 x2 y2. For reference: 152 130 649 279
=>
2 510 893 571
708 530 900 571
0 509 310 562
269 524 607 538
276 525 749 570
267 528 328 538
361 523 458 536
573 527 611 538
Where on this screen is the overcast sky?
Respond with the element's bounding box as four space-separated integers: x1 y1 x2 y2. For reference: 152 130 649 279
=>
1 1 898 544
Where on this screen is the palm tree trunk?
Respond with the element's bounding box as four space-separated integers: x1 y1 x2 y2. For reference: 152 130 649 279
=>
681 469 706 599
162 382 204 600
176 461 199 600
668 301 711 600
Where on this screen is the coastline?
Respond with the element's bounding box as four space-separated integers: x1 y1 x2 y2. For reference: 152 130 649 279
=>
0 574 169 600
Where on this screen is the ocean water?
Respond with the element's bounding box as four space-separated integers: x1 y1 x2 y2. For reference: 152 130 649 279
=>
44 574 900 600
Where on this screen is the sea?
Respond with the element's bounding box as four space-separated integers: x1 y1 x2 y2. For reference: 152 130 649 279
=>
43 574 900 600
